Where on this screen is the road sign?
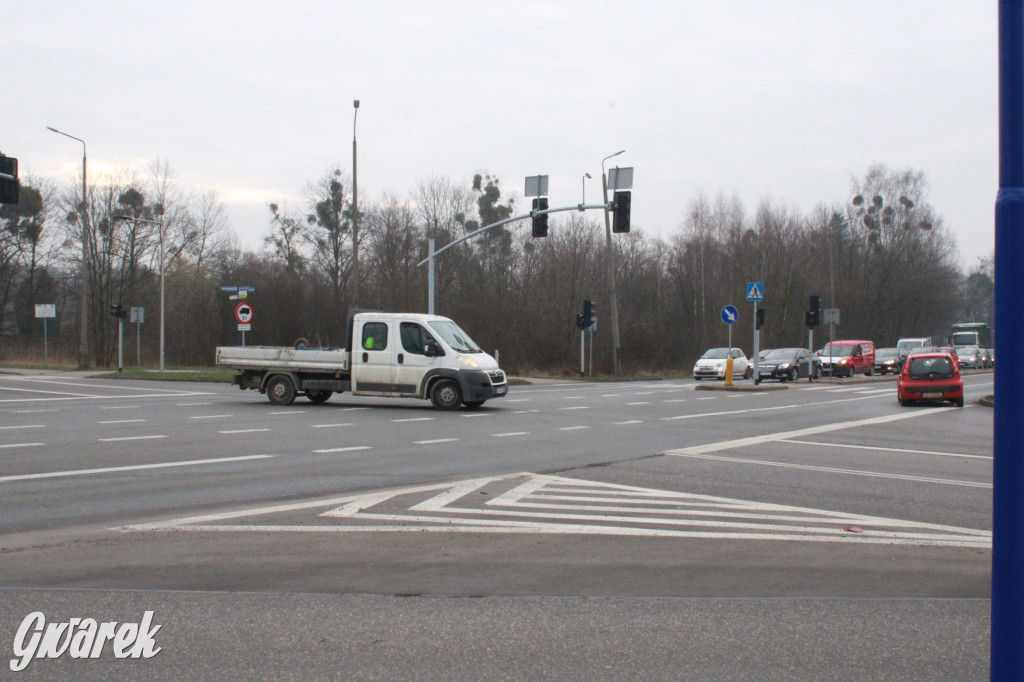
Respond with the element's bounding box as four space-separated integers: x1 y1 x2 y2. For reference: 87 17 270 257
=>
34 304 56 319
824 308 840 325
235 302 253 324
721 305 738 324
237 324 251 331
130 307 144 323
746 283 764 301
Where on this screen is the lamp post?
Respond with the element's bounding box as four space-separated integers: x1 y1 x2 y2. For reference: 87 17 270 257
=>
582 172 591 204
112 214 166 371
46 126 89 368
601 150 625 377
352 99 360 308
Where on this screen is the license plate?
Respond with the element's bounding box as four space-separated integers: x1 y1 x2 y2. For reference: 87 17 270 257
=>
496 386 507 395
921 392 942 398
759 371 772 377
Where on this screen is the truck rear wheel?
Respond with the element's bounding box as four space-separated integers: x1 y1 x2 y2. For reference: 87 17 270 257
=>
266 375 297 406
430 379 462 411
306 390 332 404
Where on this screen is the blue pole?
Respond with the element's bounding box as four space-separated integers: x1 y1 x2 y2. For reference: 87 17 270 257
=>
992 2 1024 678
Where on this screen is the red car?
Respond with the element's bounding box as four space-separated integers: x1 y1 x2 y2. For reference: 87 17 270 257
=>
897 352 964 407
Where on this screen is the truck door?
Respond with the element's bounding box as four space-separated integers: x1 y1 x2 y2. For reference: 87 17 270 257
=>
352 320 397 395
393 321 442 396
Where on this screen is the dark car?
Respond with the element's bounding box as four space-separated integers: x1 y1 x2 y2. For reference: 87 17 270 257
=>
755 347 819 384
873 347 906 375
897 352 964 407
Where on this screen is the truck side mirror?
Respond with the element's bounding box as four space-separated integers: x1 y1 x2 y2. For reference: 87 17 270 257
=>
424 342 443 357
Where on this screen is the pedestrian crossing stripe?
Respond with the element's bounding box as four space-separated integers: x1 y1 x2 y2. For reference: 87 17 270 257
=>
121 473 990 548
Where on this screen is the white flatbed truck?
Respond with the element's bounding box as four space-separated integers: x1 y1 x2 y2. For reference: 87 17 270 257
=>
216 312 508 410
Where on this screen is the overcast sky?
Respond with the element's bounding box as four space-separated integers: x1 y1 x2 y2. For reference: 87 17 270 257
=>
6 1 997 267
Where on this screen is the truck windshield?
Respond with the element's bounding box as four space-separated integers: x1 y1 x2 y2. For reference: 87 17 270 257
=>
428 320 483 353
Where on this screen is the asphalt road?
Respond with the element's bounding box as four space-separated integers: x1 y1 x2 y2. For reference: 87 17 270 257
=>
0 369 994 680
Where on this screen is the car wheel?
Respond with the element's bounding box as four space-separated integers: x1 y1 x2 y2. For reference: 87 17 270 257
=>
430 378 462 411
266 375 296 406
789 369 798 382
955 397 964 407
463 400 486 410
744 366 753 380
694 377 703 381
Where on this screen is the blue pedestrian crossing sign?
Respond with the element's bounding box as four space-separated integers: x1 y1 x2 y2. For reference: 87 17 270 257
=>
721 305 738 324
746 282 764 301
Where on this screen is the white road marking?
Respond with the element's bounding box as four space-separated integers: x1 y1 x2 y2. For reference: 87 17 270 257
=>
415 438 459 445
663 399 687 403
176 402 212 406
492 432 531 437
615 420 644 425
218 428 272 434
626 402 650 406
97 419 148 424
190 414 233 420
781 439 992 461
665 407 960 455
0 455 273 484
0 443 44 450
392 417 435 423
122 472 990 548
312 446 372 453
13 409 58 413
558 426 590 431
99 405 140 410
0 424 44 430
460 413 492 418
269 411 305 416
559 406 590 411
98 435 168 442
312 423 356 428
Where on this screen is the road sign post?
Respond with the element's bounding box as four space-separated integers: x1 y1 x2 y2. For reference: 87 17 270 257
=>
721 305 738 385
34 304 56 364
746 284 764 377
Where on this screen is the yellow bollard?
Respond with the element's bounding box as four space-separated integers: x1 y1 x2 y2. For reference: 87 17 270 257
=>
724 356 734 386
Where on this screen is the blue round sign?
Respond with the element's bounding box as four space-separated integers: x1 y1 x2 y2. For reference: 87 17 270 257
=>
721 305 738 324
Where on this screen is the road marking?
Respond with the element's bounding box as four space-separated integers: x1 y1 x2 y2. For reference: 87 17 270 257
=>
269 411 305 415
122 472 990 547
98 435 168 442
505 399 529 403
460 413 492 418
615 420 644 425
312 423 356 428
492 432 530 437
415 438 459 445
100 405 140 410
97 419 148 424
219 428 272 434
190 414 233 420
312 446 372 453
781 439 992 460
696 397 716 401
13 409 58 413
176 402 212 406
0 424 44 430
626 402 650 406
558 426 590 431
665 407 960 455
0 455 273 484
0 443 44 450
392 417 435 423
559 406 590 411
664 451 990 489
663 399 687 403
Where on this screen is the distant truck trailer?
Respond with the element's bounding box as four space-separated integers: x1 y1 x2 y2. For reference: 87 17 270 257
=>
950 322 991 348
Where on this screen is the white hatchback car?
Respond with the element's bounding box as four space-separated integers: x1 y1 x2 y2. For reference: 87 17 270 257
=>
693 347 752 380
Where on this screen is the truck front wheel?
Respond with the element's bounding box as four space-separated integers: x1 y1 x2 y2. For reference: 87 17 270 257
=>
266 375 297 406
306 390 332 404
430 379 462 411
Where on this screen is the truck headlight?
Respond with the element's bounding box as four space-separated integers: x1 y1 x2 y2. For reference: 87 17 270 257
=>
458 354 481 369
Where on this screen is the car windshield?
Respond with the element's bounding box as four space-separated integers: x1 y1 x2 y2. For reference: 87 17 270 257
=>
824 345 856 357
764 349 796 361
876 349 899 360
955 346 978 355
427 320 482 353
907 356 955 380
701 348 731 360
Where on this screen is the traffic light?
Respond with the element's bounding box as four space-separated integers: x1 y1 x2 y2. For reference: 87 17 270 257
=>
581 300 593 329
531 197 549 238
756 307 765 330
0 156 18 205
805 310 820 328
809 295 821 313
612 191 631 233
110 303 127 319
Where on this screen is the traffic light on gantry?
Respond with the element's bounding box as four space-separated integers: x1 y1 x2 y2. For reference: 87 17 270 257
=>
531 198 549 238
612 191 631 233
0 156 18 205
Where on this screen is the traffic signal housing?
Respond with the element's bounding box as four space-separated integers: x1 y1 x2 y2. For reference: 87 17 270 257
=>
805 309 820 328
0 156 18 205
581 300 594 329
612 191 631 233
531 198 549 238
110 303 127 319
756 307 765 330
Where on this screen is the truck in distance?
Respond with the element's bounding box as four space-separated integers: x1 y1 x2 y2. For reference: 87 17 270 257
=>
216 312 508 410
950 322 991 348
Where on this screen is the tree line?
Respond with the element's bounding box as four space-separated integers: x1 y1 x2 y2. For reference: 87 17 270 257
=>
0 161 993 374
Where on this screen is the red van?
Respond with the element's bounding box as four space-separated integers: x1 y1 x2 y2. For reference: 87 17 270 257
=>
820 340 875 377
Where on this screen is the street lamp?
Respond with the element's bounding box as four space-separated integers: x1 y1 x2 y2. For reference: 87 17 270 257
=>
582 172 591 204
112 214 166 371
47 126 90 368
601 150 625 377
352 99 360 308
